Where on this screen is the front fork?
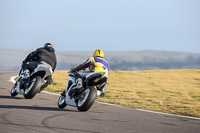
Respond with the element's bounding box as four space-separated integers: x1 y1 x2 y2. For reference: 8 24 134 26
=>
15 77 31 94
15 81 24 94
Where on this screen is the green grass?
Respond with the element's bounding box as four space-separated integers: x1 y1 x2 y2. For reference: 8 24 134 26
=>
46 69 200 118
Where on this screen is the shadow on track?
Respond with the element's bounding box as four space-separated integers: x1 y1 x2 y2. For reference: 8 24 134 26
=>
0 95 24 99
0 105 76 112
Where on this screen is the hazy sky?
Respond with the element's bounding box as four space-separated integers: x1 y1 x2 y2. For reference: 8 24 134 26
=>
0 0 199 53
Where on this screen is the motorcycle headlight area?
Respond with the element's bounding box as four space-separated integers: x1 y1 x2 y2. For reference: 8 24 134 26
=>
76 78 83 88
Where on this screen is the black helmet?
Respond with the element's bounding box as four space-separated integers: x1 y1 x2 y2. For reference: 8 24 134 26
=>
44 43 53 48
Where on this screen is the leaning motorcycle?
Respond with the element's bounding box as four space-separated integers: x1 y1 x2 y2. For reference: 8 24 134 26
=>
10 61 53 99
58 70 108 112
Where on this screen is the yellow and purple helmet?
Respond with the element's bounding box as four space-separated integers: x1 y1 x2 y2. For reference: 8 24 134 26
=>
93 49 104 58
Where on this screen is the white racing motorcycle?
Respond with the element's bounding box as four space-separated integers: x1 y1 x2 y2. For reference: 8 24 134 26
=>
58 70 108 112
10 61 53 99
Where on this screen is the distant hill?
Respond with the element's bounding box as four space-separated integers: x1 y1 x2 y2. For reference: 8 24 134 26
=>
0 49 200 71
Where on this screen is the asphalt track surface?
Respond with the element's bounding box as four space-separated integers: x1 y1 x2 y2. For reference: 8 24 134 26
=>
0 72 200 133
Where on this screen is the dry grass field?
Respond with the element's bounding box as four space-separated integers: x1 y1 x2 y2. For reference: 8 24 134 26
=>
46 69 200 118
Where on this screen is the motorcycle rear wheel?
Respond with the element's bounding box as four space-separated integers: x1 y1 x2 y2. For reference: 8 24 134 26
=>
77 86 97 112
24 76 42 99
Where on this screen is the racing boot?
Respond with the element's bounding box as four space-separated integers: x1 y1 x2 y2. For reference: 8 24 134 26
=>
39 76 53 93
97 90 105 97
97 84 106 97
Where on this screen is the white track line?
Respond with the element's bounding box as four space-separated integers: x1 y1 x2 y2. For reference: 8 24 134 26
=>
9 75 18 83
9 75 200 120
42 91 60 96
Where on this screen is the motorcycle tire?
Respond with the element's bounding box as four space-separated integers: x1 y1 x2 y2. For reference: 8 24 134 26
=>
10 82 18 97
58 95 67 108
77 86 97 112
24 76 42 99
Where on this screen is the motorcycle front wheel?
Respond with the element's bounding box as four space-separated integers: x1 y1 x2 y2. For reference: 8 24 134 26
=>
10 82 18 97
24 76 42 99
58 95 67 108
77 86 97 112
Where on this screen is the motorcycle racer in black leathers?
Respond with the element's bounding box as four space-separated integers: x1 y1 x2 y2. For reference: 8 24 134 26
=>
21 43 57 91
